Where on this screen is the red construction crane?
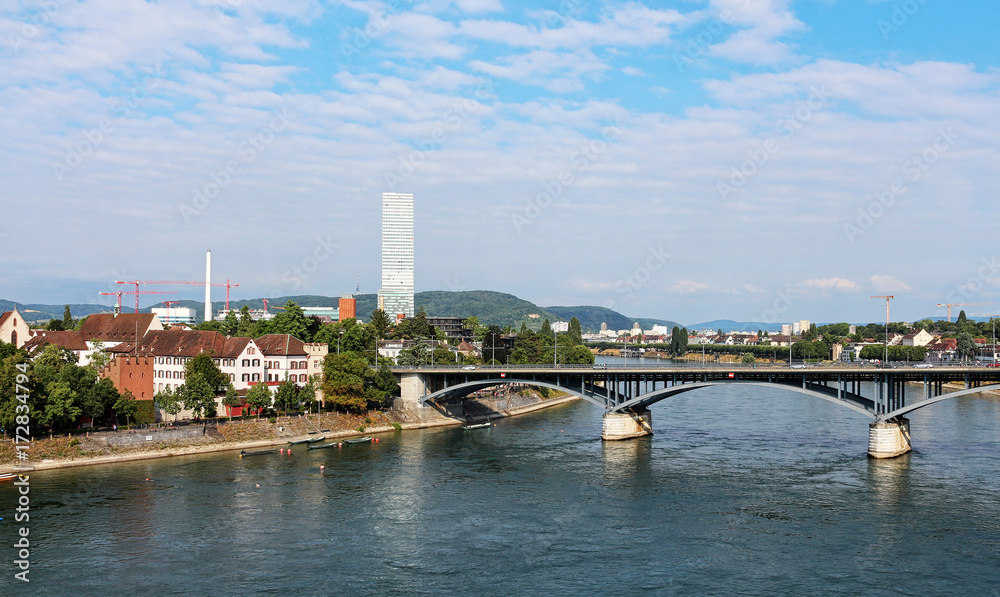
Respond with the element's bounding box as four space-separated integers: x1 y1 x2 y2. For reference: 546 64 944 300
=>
935 302 991 322
100 290 178 313
116 279 240 311
262 299 285 312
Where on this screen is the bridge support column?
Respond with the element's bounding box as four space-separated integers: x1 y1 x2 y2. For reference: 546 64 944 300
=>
602 410 652 441
867 417 911 459
398 373 429 410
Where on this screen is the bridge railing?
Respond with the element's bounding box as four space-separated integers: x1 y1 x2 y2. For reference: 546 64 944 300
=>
389 361 977 372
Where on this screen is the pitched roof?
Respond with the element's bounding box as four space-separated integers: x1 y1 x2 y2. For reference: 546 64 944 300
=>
22 330 89 352
79 313 159 343
109 329 253 358
254 334 307 356
0 310 15 327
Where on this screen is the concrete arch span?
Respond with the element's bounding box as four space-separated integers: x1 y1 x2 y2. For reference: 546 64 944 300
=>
422 378 610 410
612 380 877 419
882 383 1000 421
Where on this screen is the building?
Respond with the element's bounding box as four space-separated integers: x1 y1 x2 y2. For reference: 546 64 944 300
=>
339 295 356 321
102 355 155 401
21 330 93 363
378 192 414 319
255 334 327 388
425 316 472 340
151 306 197 326
0 308 30 348
551 321 569 333
902 329 934 347
79 312 164 348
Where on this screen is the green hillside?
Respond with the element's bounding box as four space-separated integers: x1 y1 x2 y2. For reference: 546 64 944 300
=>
546 306 680 333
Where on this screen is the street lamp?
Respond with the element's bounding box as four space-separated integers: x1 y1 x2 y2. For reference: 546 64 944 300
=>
337 329 344 355
554 330 558 367
972 313 998 365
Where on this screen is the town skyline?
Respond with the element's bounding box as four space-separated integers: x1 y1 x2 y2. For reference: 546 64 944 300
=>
2 1 999 323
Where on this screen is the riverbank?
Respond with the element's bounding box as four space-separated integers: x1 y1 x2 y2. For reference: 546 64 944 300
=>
0 391 580 473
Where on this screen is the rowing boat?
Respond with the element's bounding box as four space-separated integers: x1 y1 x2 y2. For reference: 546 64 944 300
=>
307 442 340 450
239 449 276 457
463 422 491 430
343 437 373 444
289 435 326 445
0 473 17 481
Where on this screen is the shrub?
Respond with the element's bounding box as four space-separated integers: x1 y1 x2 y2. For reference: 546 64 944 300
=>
391 422 402 430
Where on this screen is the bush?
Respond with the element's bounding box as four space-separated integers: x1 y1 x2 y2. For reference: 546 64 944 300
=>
357 426 366 432
268 417 277 424
69 438 80 447
391 422 402 430
364 416 373 425
135 401 157 425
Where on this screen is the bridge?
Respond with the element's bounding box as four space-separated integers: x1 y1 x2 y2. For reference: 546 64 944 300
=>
393 364 1000 458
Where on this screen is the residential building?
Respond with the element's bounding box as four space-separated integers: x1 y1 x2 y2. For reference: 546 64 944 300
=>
79 312 163 348
551 321 569 333
0 308 30 348
22 330 92 363
255 334 328 390
339 295 356 321
902 329 934 347
425 316 472 340
378 192 414 319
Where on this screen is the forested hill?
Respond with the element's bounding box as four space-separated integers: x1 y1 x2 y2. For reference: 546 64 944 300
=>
2 291 678 332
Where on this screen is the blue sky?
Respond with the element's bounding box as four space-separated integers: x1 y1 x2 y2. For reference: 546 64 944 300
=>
1 0 999 326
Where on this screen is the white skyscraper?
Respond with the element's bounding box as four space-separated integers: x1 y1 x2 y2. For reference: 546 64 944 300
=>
378 192 414 319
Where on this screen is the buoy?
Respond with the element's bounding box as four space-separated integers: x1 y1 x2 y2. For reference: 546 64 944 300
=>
255 483 260 488
374 438 379 443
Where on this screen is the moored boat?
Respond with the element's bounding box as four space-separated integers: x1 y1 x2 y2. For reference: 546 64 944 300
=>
239 449 277 457
343 437 373 444
0 472 17 481
307 442 341 450
463 422 492 430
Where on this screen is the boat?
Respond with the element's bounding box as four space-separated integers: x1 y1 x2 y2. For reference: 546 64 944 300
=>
0 473 17 481
343 437 373 444
288 436 326 445
463 422 492 430
307 442 341 450
239 448 277 457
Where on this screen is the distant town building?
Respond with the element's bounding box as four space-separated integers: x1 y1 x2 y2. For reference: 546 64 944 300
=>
378 192 414 319
902 329 934 347
79 313 164 347
551 321 569 333
151 306 197 326
339 295 356 321
0 308 30 348
425 317 473 340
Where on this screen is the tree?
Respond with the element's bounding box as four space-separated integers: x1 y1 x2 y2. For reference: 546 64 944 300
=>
86 340 111 376
222 385 241 419
81 377 119 426
482 325 507 365
273 378 299 412
0 346 31 434
540 319 551 336
185 352 229 393
367 362 399 408
567 317 583 347
62 305 73 330
222 309 239 336
155 386 182 421
370 309 391 340
321 353 371 412
299 376 318 412
741 353 756 364
465 316 485 341
957 310 968 327
563 344 594 364
271 301 310 341
237 306 256 337
245 382 272 418
114 391 139 427
956 332 976 361
40 381 82 432
180 372 216 418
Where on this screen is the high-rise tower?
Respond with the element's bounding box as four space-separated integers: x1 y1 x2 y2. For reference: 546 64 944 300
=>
378 192 414 319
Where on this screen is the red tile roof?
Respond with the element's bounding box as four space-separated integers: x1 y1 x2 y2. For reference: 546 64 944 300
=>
108 329 253 358
255 334 307 356
22 330 89 352
79 313 159 343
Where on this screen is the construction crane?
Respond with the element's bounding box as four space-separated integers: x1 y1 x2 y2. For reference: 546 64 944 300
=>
936 302 991 322
262 299 285 312
100 290 178 314
116 279 240 311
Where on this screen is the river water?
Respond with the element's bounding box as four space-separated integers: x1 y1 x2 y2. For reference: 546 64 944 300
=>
2 384 1000 596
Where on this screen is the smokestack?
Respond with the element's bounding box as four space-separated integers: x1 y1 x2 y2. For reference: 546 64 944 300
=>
205 250 212 323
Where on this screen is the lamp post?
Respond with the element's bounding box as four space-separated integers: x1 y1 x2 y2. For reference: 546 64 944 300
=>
972 313 998 365
554 330 558 367
337 329 343 355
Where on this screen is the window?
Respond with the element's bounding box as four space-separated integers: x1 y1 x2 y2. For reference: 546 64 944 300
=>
242 359 250 367
300 361 307 369
252 359 260 367
248 347 255 354
242 374 249 382
229 373 235 382
273 361 280 369
299 374 307 382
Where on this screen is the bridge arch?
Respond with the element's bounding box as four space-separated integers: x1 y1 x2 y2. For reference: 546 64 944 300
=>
422 378 609 409
882 383 1000 420
612 380 876 418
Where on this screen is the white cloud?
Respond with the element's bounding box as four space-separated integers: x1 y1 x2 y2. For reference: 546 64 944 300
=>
801 278 861 292
869 275 913 293
669 280 709 294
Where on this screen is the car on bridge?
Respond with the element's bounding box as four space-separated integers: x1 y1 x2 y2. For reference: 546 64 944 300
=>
914 363 934 368
462 365 476 370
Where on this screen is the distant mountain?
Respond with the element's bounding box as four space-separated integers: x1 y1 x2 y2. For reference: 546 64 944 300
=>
545 306 679 333
686 319 784 333
3 291 677 332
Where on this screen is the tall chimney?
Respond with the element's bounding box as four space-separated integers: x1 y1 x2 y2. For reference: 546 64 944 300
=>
205 250 212 323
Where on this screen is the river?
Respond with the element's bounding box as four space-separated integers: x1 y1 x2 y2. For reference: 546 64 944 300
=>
2 384 999 596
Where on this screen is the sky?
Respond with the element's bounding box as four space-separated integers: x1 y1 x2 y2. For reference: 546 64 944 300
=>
1 0 999 326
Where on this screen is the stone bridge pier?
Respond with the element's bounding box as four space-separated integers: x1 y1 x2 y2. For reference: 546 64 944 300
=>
601 410 653 440
868 418 910 458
